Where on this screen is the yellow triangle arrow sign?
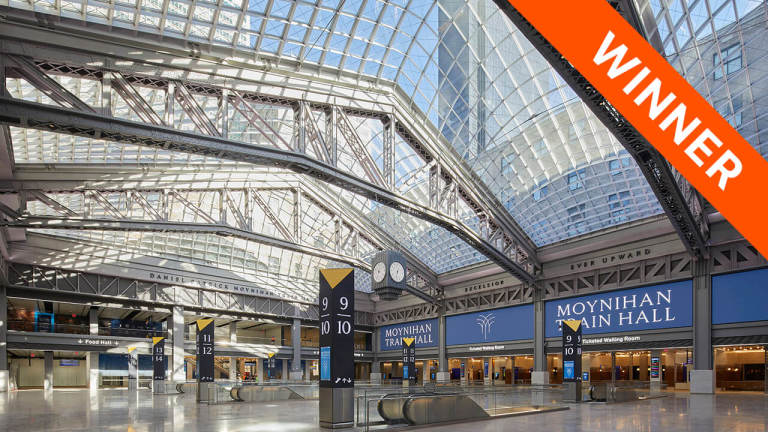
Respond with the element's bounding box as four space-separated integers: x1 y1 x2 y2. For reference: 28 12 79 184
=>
152 337 164 346
320 268 353 289
196 318 214 330
563 319 582 332
402 337 415 346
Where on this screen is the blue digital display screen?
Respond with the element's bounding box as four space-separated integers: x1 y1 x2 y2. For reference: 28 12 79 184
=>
713 268 768 324
320 346 331 381
563 361 575 380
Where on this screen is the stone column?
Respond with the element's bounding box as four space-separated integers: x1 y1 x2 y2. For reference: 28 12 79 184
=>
229 357 237 382
169 306 185 385
305 359 312 382
256 357 264 383
229 321 237 344
510 356 516 385
436 312 450 383
691 256 714 394
89 307 99 335
422 360 430 383
44 351 54 391
611 352 616 386
282 359 289 382
0 285 8 392
289 319 303 381
532 284 549 385
629 352 634 381
88 352 99 390
370 329 381 383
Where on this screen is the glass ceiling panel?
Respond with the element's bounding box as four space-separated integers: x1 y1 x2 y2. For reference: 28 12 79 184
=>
10 0 759 274
643 0 768 157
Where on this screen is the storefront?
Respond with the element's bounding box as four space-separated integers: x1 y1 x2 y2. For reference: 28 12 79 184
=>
711 268 768 392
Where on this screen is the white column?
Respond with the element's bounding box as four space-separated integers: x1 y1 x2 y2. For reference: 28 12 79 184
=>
170 306 185 384
256 358 264 383
289 319 303 381
304 360 312 382
89 308 99 335
282 359 288 381
229 357 237 382
229 321 237 344
44 351 54 391
88 352 99 391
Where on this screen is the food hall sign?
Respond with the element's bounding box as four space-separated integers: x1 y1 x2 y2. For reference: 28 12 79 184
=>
545 280 692 337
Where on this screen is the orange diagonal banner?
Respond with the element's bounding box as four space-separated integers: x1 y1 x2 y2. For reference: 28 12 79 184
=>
499 0 768 258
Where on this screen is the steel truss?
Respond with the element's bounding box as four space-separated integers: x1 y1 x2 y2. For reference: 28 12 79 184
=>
0 37 538 283
491 0 709 259
5 262 381 324
2 182 439 296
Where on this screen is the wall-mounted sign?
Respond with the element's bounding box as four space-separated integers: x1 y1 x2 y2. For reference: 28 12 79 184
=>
545 280 692 337
713 268 768 324
319 268 354 388
446 304 534 346
457 277 510 295
467 345 507 352
147 271 316 303
196 319 215 383
568 248 652 271
582 335 641 345
379 318 437 351
562 320 582 382
152 337 165 381
76 338 120 346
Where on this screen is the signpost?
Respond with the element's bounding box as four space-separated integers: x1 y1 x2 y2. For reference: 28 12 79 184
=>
267 353 276 381
196 318 214 401
152 336 165 394
318 268 354 429
127 346 138 392
562 319 582 402
402 337 415 387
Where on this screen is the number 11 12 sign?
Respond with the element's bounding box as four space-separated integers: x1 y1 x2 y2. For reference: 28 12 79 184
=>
319 268 355 389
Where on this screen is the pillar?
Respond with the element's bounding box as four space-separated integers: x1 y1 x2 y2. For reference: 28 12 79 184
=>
370 330 381 384
88 352 99 390
0 285 8 392
257 357 264 383
289 319 303 381
169 306 185 384
422 360 430 383
127 350 138 391
282 359 288 381
510 356 516 385
690 256 715 394
764 346 767 395
44 351 54 391
532 284 549 385
611 352 616 386
639 352 649 381
89 307 99 335
629 352 634 381
305 359 312 382
229 357 237 381
436 312 450 383
229 321 237 344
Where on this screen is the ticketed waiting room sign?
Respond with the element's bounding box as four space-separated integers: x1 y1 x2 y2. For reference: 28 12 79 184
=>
494 0 768 258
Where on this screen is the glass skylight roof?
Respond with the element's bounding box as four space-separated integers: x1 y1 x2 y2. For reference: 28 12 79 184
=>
4 0 766 289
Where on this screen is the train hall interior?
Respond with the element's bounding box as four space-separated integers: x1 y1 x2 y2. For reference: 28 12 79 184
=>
0 0 767 430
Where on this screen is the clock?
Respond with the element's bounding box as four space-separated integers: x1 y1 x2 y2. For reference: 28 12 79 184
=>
389 261 405 283
373 262 387 283
370 250 407 301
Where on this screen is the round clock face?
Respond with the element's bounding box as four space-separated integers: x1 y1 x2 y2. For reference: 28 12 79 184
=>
372 262 387 283
389 261 405 283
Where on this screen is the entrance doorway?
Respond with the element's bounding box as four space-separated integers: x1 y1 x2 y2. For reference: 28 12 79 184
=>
715 345 765 392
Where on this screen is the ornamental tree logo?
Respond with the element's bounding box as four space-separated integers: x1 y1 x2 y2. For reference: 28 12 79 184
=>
476 313 496 341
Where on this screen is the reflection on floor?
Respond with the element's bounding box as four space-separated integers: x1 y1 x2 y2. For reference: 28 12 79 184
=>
0 388 766 431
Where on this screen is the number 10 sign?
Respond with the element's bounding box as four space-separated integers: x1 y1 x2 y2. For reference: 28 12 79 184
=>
319 268 355 389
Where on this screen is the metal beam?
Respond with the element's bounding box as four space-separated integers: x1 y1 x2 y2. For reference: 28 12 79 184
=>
2 216 370 270
0 35 539 277
491 0 709 258
0 97 535 283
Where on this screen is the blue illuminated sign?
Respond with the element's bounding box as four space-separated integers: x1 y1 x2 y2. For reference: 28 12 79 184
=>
446 304 533 346
320 347 331 381
545 280 692 337
379 318 438 351
713 268 768 324
564 361 575 380
403 365 409 379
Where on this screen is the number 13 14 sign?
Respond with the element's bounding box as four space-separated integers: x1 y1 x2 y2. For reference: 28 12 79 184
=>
319 268 355 388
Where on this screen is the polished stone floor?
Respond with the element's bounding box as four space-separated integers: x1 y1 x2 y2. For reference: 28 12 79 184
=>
0 388 766 431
